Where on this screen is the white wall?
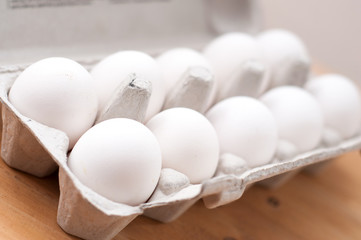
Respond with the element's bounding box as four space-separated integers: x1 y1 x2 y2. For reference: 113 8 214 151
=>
260 0 361 83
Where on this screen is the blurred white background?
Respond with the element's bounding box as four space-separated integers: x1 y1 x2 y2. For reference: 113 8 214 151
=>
260 0 361 83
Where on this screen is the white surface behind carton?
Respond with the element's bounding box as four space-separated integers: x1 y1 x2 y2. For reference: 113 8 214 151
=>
0 0 260 65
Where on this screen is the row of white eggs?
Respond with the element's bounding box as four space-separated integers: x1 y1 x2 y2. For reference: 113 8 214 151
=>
9 29 310 149
8 29 361 207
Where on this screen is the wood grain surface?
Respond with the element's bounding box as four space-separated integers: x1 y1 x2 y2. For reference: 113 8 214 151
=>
1 150 361 240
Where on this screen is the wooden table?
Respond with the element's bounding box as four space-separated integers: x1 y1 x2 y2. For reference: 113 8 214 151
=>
1 148 361 239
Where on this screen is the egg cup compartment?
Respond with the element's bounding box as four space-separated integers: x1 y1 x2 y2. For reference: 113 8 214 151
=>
57 156 142 240
0 69 63 177
303 159 334 175
258 170 302 189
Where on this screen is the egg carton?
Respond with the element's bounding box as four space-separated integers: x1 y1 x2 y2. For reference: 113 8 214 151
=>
1 0 360 239
1 60 361 240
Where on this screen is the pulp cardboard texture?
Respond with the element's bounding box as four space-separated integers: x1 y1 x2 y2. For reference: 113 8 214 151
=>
1 1 361 240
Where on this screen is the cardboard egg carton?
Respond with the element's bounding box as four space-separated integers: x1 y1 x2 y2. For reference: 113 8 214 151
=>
2 1 361 239
2 59 361 240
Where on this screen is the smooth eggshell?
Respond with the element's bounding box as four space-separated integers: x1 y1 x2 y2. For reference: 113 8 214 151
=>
157 48 212 96
261 86 324 152
257 29 310 88
305 74 361 139
68 118 162 206
9 57 98 149
203 32 266 102
146 108 219 184
91 51 165 121
206 97 278 168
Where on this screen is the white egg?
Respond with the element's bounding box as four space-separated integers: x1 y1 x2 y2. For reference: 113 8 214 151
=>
206 97 278 168
305 74 361 139
261 86 323 152
91 51 165 121
68 118 162 206
203 32 266 102
257 29 310 88
9 57 98 150
146 108 219 184
157 48 212 95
